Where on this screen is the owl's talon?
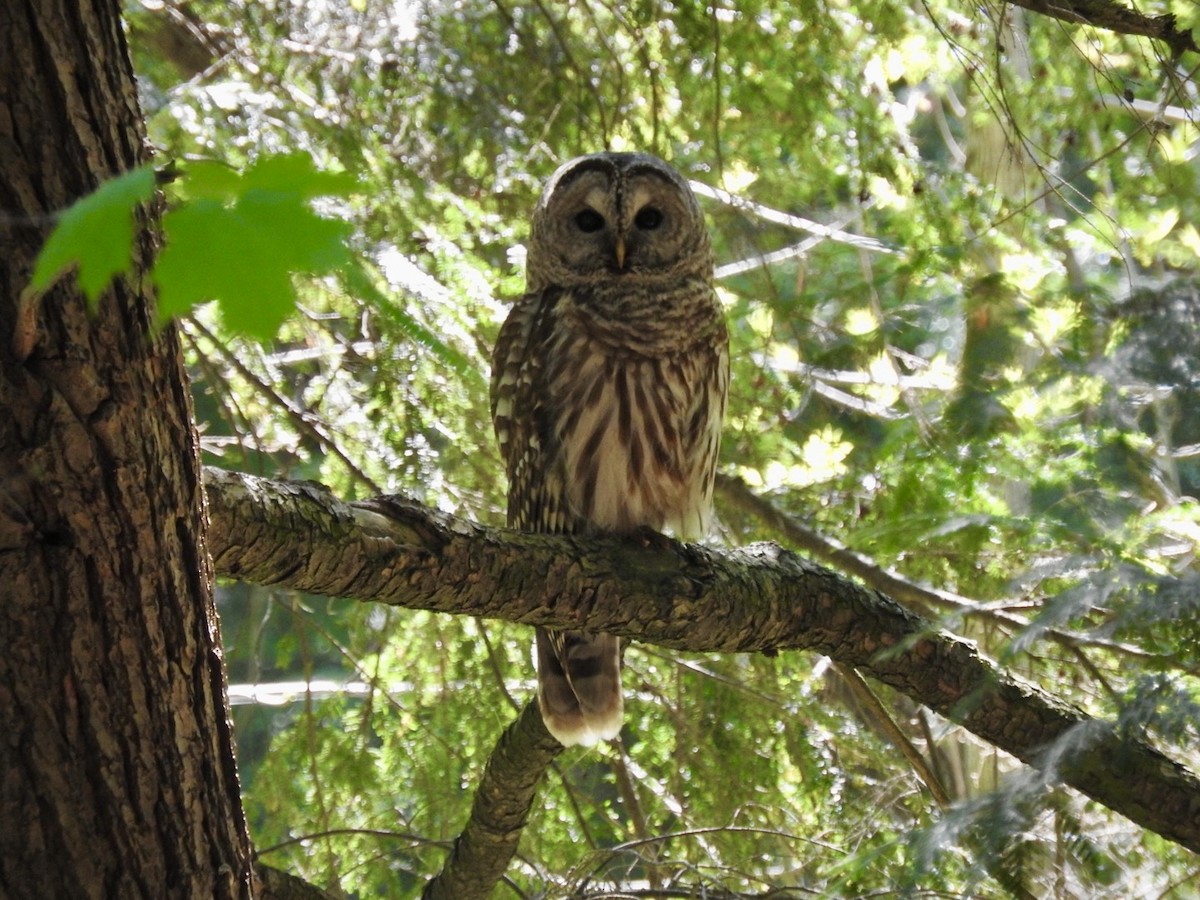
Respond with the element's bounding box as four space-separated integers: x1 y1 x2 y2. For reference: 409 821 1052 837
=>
630 525 676 553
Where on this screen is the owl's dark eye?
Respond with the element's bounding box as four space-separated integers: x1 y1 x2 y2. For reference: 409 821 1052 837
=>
634 206 664 230
574 209 605 233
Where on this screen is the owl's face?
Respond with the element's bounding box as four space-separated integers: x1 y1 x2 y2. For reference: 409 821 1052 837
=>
526 152 711 292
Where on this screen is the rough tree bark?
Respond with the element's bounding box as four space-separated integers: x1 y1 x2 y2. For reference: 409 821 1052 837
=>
421 701 562 900
204 469 1200 858
0 2 253 897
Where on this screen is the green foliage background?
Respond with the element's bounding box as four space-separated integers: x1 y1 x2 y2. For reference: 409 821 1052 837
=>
125 1 1200 895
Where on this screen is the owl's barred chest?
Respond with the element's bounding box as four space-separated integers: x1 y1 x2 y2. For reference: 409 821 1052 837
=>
541 300 724 539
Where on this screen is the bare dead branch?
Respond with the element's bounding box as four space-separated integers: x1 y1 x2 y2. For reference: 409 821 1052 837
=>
714 473 1163 662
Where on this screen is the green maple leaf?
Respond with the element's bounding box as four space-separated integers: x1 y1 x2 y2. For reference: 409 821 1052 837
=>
29 154 356 341
154 153 355 339
30 165 157 301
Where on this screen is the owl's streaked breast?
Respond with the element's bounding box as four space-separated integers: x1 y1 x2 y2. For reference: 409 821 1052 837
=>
542 287 728 539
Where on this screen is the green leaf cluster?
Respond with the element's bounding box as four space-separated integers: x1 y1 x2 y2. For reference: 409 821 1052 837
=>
31 165 157 299
32 153 354 341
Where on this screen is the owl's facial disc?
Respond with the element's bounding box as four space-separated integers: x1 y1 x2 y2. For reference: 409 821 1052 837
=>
565 198 672 274
532 153 707 288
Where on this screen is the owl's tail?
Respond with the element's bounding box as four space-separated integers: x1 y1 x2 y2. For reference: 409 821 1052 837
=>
536 628 623 747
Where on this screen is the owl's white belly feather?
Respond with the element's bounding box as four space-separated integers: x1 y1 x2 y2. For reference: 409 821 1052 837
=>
554 344 719 541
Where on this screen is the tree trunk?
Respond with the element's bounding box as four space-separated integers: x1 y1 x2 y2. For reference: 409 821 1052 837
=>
0 2 252 897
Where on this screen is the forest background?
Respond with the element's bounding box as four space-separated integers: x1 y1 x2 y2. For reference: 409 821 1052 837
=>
6 0 1200 897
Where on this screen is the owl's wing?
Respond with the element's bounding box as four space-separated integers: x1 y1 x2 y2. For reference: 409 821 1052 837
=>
491 287 578 534
490 287 623 747
489 291 538 484
677 311 730 541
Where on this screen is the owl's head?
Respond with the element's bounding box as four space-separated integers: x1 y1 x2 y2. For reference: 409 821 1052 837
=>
525 152 712 292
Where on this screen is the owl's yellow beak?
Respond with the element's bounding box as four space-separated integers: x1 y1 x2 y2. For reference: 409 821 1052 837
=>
613 237 626 270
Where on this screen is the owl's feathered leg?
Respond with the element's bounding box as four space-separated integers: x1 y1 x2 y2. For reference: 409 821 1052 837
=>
536 627 623 747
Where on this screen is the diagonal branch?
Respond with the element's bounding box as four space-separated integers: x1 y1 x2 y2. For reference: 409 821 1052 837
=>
202 467 1200 854
1004 0 1198 57
420 701 562 900
715 473 965 618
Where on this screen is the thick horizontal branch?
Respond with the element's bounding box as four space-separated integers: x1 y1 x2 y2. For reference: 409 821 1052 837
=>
203 468 1200 853
255 863 339 900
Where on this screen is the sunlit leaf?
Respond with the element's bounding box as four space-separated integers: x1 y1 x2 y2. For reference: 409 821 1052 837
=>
30 165 157 301
154 153 354 339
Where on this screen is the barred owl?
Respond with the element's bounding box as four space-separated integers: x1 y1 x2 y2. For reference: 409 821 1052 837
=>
490 152 729 747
